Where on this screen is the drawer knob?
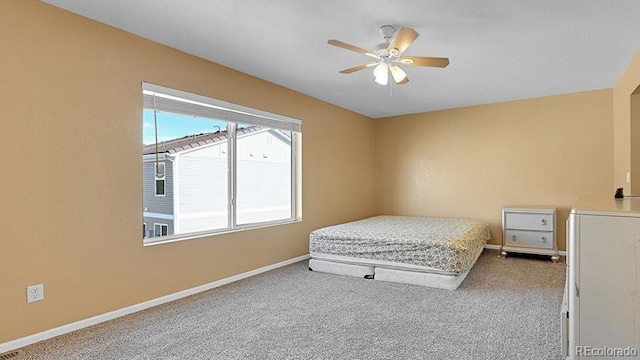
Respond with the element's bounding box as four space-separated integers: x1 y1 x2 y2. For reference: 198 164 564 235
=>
541 219 547 225
512 235 516 241
541 236 547 243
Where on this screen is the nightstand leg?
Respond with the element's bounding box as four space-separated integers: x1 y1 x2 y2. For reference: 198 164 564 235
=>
498 251 508 259
551 255 560 263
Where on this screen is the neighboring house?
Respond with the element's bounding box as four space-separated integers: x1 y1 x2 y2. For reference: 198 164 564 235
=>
143 126 292 238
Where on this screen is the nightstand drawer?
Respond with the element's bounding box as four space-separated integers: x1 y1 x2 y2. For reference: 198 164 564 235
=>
504 212 553 231
504 230 554 249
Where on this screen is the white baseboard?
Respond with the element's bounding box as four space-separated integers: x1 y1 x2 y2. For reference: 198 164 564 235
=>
485 244 566 257
0 254 310 354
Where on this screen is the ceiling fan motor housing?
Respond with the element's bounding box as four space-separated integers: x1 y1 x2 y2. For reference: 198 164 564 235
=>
379 25 396 40
377 25 399 58
374 43 390 58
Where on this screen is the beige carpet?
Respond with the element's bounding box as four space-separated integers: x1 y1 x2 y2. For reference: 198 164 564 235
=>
14 250 566 360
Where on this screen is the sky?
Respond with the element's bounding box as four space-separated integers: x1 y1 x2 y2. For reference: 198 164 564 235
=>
143 110 228 145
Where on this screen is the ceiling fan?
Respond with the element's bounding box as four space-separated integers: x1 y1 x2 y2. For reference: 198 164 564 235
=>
328 25 449 86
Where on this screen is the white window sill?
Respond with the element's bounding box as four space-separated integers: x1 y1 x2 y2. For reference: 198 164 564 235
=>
143 218 301 247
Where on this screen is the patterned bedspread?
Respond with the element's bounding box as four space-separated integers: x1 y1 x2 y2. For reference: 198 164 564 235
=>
309 215 490 273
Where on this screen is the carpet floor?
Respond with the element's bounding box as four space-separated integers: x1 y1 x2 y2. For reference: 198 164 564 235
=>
16 250 566 360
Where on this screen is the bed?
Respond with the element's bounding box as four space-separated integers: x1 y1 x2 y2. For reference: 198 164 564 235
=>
308 215 491 290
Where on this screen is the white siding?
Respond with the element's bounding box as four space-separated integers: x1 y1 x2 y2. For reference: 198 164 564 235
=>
147 129 293 235
177 156 228 233
183 141 228 158
236 160 291 224
236 130 291 163
236 130 292 224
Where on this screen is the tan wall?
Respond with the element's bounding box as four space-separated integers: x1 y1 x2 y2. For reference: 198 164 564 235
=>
376 90 614 251
2 0 634 347
630 90 640 195
614 47 640 194
0 0 375 343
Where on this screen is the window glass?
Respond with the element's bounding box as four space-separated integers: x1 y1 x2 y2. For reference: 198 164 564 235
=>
236 124 292 225
143 110 229 237
142 83 300 244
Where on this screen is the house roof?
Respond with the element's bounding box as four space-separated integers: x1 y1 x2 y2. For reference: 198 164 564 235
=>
143 126 263 155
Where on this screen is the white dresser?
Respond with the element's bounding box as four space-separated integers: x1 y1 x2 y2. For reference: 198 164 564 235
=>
566 195 640 359
501 206 559 262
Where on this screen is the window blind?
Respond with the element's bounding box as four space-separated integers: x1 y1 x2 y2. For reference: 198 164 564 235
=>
142 82 301 132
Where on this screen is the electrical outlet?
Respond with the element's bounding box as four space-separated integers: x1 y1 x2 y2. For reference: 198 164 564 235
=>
26 284 44 303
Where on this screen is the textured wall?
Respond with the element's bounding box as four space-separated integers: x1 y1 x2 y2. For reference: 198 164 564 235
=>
0 0 375 343
3 0 637 347
376 90 614 251
614 47 640 193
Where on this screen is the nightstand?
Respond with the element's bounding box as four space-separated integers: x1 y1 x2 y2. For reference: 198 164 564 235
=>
500 206 559 262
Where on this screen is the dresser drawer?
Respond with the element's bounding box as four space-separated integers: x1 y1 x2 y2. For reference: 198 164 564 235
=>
504 230 554 249
504 212 554 231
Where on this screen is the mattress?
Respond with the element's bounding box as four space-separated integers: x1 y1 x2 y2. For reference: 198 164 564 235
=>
309 215 490 274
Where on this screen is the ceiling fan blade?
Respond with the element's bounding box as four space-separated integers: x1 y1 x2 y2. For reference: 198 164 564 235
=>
400 56 450 68
389 65 409 85
328 39 377 58
339 63 377 74
387 27 419 55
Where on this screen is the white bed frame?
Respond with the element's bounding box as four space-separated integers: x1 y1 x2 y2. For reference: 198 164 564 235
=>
309 244 484 290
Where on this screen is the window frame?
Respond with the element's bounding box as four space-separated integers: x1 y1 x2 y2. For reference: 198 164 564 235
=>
154 161 166 197
142 83 301 245
153 223 168 237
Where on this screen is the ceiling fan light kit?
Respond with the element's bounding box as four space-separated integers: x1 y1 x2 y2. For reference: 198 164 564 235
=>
328 25 449 87
374 62 389 85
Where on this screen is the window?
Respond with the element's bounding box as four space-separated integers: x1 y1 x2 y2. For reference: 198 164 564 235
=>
236 123 292 225
142 83 301 244
154 162 166 196
154 223 168 237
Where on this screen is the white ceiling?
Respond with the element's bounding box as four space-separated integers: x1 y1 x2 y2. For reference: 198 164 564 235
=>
41 0 640 119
